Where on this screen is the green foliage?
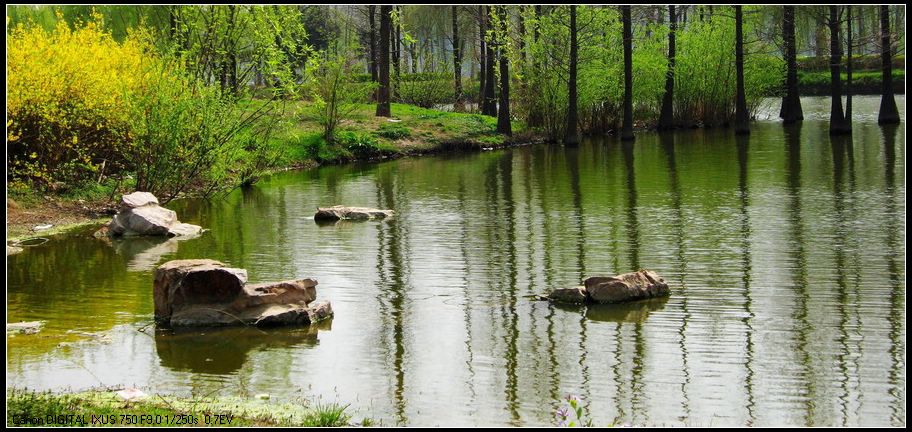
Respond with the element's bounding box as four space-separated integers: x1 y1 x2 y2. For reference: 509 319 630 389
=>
394 71 455 108
376 123 412 139
307 51 376 142
335 131 397 159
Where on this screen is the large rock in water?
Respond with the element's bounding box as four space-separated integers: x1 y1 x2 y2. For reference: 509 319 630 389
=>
544 270 669 305
107 192 203 237
584 270 669 304
153 259 331 328
314 205 394 222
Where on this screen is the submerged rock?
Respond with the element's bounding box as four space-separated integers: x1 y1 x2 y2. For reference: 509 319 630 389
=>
7 321 45 335
314 205 394 222
544 270 669 305
154 259 331 328
7 245 24 256
107 192 203 237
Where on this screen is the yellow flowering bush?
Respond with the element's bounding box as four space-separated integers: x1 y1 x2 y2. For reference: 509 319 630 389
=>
7 12 153 187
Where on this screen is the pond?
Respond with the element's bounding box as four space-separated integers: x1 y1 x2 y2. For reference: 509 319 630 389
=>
7 96 905 426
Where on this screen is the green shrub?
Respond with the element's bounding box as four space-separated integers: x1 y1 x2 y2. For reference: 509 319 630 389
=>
335 130 397 159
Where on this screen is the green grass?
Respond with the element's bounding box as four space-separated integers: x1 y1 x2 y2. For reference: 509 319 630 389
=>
6 388 365 427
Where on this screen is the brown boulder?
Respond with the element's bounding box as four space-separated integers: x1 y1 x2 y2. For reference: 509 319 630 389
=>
584 270 669 304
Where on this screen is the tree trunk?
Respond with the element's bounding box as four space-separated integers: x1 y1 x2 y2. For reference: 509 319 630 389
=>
496 7 512 135
368 6 378 101
482 6 498 117
658 5 676 130
781 5 803 123
376 6 392 117
828 6 848 134
566 5 579 145
518 6 527 66
878 5 900 124
392 5 401 99
479 6 486 107
453 6 464 111
621 6 635 141
845 5 853 128
734 6 750 135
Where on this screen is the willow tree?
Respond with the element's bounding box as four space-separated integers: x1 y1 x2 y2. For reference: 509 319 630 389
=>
657 5 676 130
878 5 900 125
780 5 803 124
621 5 634 141
376 5 391 117
734 5 750 135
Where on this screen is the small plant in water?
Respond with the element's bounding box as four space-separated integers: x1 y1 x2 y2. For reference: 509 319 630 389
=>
554 394 592 427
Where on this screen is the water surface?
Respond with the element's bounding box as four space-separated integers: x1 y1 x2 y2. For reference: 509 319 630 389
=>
7 96 906 426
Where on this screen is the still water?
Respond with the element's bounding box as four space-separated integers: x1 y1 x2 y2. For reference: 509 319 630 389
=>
7 96 905 426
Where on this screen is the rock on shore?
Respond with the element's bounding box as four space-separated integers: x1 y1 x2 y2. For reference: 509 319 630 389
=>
107 192 202 237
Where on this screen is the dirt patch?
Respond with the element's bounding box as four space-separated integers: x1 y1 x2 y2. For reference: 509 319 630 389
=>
7 197 113 241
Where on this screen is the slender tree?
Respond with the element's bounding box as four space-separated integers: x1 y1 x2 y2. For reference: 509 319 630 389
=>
452 6 464 111
368 6 378 101
658 5 676 130
734 6 750 135
496 6 511 135
482 6 497 116
566 5 579 145
780 5 804 124
478 5 486 109
828 6 849 134
392 5 401 99
845 5 853 129
621 5 635 141
878 5 900 124
376 5 391 117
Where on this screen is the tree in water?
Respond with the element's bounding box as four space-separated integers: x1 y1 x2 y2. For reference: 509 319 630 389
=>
657 5 676 131
780 5 803 124
621 5 634 141
734 5 750 135
827 6 849 135
845 5 853 129
452 6 464 111
482 6 497 117
877 5 900 125
566 5 579 145
496 6 511 135
376 5 392 117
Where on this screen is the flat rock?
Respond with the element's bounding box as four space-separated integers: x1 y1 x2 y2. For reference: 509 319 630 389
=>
7 321 45 334
314 205 394 222
548 287 588 304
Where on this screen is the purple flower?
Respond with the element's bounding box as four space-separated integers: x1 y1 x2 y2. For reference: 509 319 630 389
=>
555 406 570 419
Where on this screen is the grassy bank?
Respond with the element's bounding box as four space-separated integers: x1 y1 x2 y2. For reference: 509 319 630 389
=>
6 388 372 427
797 69 905 96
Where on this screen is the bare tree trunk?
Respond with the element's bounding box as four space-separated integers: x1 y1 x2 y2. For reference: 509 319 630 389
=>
828 6 849 134
734 6 750 135
482 6 498 116
376 6 392 117
392 5 401 100
781 5 804 124
621 5 635 141
496 6 511 135
566 5 578 145
453 6 464 111
878 5 900 124
658 5 676 130
478 5 486 107
368 6 378 101
845 5 853 128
